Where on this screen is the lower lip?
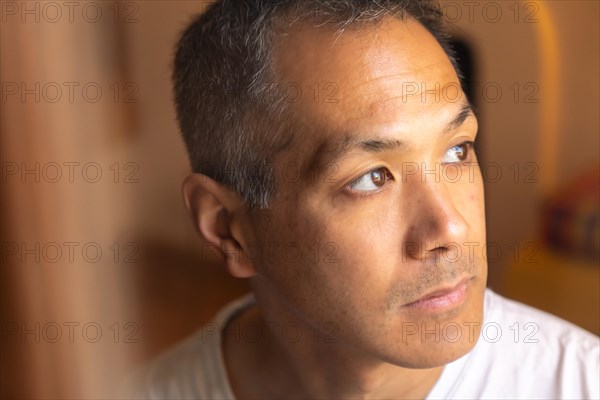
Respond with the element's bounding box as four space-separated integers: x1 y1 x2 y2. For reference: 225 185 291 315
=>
403 281 468 312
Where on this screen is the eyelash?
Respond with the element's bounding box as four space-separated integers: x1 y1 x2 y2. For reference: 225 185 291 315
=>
344 141 476 199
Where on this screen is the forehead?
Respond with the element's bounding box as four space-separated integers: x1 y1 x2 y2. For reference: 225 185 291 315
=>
273 17 466 184
271 16 461 134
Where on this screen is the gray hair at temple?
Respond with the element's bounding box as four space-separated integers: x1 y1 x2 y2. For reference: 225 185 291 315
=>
172 0 460 209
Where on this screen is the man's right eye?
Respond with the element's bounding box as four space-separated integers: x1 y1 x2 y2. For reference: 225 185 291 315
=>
347 167 394 193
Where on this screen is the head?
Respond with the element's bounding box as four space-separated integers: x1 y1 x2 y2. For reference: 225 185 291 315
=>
177 0 487 368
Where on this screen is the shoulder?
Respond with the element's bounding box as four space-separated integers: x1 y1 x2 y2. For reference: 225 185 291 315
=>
117 293 255 400
460 289 599 398
118 329 213 399
484 289 599 353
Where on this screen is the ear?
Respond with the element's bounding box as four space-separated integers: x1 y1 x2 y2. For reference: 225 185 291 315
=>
182 174 257 279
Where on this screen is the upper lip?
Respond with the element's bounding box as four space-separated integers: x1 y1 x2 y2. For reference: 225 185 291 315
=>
405 277 471 305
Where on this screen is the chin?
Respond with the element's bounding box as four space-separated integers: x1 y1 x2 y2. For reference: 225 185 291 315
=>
385 289 485 369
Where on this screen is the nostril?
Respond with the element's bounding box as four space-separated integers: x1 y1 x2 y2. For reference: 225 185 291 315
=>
403 241 423 257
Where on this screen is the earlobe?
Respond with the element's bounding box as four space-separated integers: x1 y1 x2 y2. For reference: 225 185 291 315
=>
181 174 257 279
220 238 257 278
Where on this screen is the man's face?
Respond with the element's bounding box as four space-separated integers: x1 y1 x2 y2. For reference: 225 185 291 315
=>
249 17 487 367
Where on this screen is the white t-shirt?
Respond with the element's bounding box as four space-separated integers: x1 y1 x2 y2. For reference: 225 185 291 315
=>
120 289 600 399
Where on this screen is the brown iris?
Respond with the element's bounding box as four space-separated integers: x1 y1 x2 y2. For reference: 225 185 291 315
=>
370 169 387 187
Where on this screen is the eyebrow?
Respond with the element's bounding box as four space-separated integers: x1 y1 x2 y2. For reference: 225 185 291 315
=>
444 101 475 133
303 101 475 179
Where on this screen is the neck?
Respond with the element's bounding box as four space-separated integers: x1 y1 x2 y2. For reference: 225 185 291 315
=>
223 291 444 400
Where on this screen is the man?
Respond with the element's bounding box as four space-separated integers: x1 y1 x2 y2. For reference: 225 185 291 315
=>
123 0 599 398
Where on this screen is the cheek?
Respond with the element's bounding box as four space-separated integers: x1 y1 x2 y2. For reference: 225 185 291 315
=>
468 192 486 225
313 205 402 305
278 202 397 305
455 170 485 221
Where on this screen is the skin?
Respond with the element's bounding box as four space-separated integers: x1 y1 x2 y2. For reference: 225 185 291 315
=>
183 16 487 400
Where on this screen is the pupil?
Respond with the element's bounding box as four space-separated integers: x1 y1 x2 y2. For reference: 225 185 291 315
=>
371 170 385 186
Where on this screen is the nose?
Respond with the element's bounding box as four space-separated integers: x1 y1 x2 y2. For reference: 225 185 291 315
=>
402 173 469 262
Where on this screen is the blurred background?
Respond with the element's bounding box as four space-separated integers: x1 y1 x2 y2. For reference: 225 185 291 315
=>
1 0 598 398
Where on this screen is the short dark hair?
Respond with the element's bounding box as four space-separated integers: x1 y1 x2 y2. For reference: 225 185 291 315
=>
173 0 459 209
